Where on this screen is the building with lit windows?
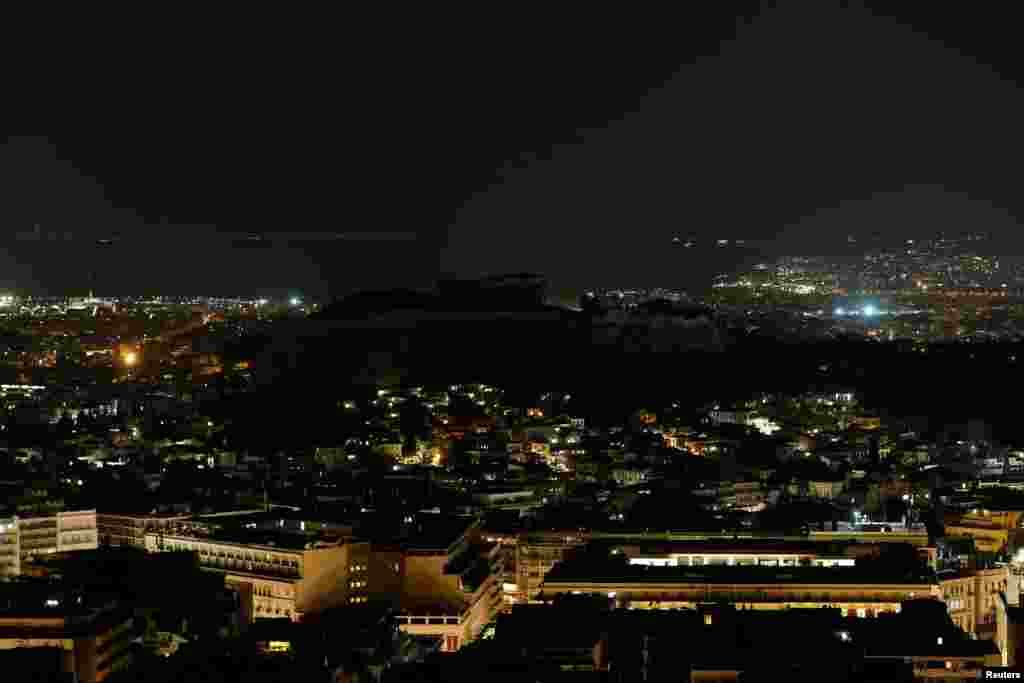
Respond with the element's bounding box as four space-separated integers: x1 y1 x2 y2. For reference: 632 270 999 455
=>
513 531 589 602
144 521 369 624
616 540 864 570
510 534 936 602
945 507 1024 555
0 583 134 683
96 511 192 549
0 510 98 577
539 547 939 616
939 566 1013 638
708 407 752 427
0 517 18 578
995 591 1024 668
385 515 504 652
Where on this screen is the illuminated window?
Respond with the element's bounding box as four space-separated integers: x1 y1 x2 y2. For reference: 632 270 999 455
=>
704 614 713 625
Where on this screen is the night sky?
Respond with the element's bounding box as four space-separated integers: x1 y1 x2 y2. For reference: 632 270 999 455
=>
3 4 1022 299
443 3 1024 295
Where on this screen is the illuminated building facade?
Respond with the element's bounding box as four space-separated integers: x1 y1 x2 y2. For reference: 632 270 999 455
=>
514 532 588 602
386 517 504 651
945 508 1024 554
541 562 939 617
939 567 1012 637
509 532 936 601
0 511 98 576
528 538 947 620
0 517 18 578
96 512 193 549
144 530 369 624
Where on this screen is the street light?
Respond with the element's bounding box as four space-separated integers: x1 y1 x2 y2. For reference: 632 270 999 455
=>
122 351 138 366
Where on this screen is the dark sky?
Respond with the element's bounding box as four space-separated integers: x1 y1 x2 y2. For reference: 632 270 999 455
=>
3 3 1022 298
441 2 1024 294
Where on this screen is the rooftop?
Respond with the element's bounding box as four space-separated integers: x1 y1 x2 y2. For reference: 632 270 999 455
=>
0 580 124 622
543 552 937 586
402 514 478 553
153 524 351 551
596 538 865 557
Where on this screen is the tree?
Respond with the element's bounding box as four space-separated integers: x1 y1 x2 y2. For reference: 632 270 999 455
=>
862 484 882 518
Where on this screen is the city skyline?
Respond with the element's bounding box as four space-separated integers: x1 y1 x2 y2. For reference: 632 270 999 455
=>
6 5 1024 302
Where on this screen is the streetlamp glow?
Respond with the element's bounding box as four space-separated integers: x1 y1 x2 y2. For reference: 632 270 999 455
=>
122 351 138 366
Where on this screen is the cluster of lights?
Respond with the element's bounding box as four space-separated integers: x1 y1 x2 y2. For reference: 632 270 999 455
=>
834 305 884 317
0 295 14 307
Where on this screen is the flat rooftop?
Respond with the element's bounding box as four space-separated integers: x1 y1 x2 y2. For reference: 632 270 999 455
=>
543 555 937 586
0 581 124 622
597 538 865 556
403 515 477 553
155 526 350 551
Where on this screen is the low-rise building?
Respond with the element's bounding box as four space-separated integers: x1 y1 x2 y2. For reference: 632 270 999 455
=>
616 540 861 569
540 548 940 616
0 583 135 683
809 479 845 500
708 407 752 427
611 466 654 487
